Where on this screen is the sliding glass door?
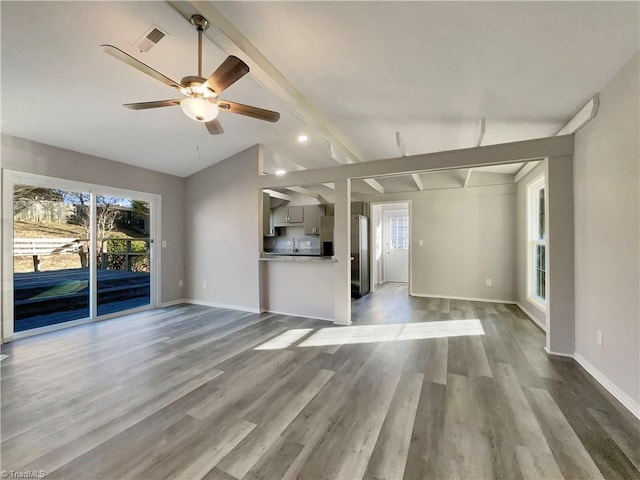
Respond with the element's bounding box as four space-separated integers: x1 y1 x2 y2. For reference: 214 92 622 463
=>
96 195 151 316
3 171 158 339
13 185 91 332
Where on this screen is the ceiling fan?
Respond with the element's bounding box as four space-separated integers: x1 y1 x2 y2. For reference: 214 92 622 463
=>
101 14 280 135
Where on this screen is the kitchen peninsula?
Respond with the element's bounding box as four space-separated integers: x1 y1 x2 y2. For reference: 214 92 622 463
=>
259 191 337 320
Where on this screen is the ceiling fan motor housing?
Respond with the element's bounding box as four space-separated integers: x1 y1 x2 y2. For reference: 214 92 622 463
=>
181 76 216 98
190 15 209 32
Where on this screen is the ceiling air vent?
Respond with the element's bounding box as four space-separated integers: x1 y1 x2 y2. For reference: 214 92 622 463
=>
134 25 167 53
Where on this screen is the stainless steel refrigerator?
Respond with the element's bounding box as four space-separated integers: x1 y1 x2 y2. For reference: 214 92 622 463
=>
351 214 370 298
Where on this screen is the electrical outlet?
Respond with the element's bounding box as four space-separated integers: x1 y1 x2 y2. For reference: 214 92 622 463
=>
286 241 292 246
418 239 424 247
161 240 167 248
305 241 311 247
597 330 603 346
178 280 183 288
485 278 492 287
202 281 207 290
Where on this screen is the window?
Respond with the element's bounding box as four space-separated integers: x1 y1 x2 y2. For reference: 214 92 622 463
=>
389 214 409 249
528 176 546 307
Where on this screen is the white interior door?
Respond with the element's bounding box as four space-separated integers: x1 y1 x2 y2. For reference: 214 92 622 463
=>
383 209 409 283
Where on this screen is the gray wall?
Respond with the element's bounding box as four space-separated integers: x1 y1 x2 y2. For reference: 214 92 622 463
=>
260 261 334 320
410 185 517 301
515 162 547 327
184 145 261 311
1 134 185 304
573 53 639 405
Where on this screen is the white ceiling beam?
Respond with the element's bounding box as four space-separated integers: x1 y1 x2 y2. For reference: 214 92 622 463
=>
514 161 542 183
396 131 408 157
397 131 422 191
463 168 473 188
258 135 574 189
174 1 367 164
475 117 486 147
263 189 293 201
329 143 382 191
363 178 384 194
411 173 423 191
285 185 321 201
556 95 599 135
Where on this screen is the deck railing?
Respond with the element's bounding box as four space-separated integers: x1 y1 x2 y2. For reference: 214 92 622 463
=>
99 238 151 272
13 237 151 273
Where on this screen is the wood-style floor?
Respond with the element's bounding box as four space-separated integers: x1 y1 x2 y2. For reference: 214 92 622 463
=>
1 283 638 479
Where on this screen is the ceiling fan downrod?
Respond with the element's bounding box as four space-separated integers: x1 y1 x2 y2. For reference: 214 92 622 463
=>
190 14 209 78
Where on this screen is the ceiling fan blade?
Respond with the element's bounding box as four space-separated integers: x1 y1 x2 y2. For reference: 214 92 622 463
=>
205 118 224 135
101 45 183 90
218 101 280 123
203 56 250 95
123 99 182 110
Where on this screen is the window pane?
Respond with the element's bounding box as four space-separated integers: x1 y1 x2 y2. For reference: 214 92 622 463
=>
389 215 408 249
538 188 545 239
535 244 546 300
96 196 151 317
13 185 90 331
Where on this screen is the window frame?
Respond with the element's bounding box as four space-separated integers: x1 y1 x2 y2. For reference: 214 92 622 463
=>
527 175 547 310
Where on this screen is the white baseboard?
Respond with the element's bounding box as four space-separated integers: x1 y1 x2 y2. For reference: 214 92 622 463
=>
186 299 261 314
544 347 574 358
515 302 546 331
409 292 517 304
264 309 335 323
158 298 188 308
573 353 640 420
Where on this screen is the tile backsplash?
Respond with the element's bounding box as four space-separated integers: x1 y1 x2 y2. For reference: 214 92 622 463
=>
264 226 320 253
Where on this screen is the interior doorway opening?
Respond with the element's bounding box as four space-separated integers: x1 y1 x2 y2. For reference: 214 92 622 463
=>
370 202 410 292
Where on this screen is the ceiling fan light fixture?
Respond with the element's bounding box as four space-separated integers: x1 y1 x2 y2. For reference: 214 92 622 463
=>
180 96 219 122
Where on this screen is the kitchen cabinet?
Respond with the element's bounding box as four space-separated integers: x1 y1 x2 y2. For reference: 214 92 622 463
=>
288 206 304 223
273 206 289 225
273 206 304 226
304 205 325 235
263 193 276 237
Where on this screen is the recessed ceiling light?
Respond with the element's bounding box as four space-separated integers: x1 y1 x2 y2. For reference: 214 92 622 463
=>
275 169 286 176
297 134 308 143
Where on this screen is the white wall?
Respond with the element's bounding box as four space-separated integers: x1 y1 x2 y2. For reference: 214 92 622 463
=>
516 162 546 326
573 52 640 409
184 145 261 311
410 185 517 301
0 134 185 304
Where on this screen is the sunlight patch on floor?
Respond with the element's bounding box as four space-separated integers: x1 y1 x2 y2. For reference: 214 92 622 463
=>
254 320 484 350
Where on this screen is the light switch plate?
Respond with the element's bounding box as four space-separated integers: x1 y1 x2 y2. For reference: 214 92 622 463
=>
418 239 424 247
161 240 167 248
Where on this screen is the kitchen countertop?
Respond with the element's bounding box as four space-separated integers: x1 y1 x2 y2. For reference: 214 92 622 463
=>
260 253 337 263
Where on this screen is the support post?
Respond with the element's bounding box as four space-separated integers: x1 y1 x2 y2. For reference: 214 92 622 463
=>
333 179 351 325
545 155 575 355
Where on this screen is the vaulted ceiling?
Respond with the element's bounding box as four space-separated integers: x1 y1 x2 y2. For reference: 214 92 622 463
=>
2 1 638 180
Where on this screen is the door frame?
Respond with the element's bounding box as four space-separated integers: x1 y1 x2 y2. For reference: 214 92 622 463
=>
2 170 161 342
368 201 412 293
